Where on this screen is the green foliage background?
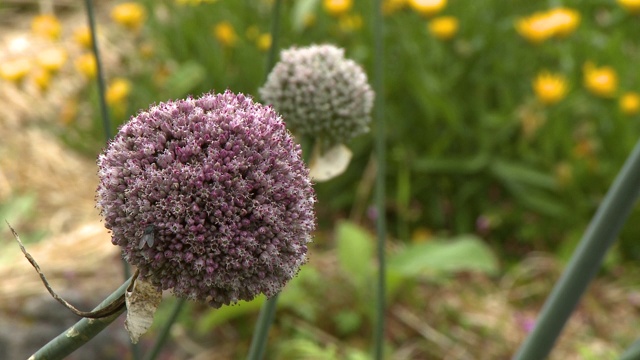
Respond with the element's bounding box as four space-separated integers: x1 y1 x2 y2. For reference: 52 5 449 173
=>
73 0 640 261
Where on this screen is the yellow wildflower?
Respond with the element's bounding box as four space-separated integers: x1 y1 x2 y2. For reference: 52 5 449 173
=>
516 12 555 43
516 8 580 43
619 92 640 115
617 0 640 14
32 67 51 91
428 16 458 40
31 14 62 40
111 2 147 31
36 47 67 72
106 78 132 106
408 0 447 17
256 33 272 52
546 8 580 37
0 58 32 82
213 22 238 47
75 53 97 78
73 27 93 49
583 62 618 98
323 0 353 17
533 71 567 105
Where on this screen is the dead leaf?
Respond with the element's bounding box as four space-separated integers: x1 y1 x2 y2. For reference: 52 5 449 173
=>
308 143 352 182
125 275 162 344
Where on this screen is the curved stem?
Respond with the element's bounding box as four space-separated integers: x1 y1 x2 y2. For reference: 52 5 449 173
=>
30 277 133 360
513 138 640 360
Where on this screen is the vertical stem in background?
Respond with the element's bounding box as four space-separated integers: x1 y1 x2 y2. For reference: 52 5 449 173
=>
372 0 386 359
513 138 640 360
84 1 139 359
143 299 187 360
246 1 283 359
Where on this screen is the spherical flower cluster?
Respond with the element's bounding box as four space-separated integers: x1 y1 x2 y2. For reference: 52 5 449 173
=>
97 90 316 308
259 44 374 148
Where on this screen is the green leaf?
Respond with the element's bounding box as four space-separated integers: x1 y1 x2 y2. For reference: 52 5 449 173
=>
196 295 265 334
335 221 374 290
388 235 499 277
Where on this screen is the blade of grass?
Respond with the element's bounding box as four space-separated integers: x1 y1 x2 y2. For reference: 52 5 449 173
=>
246 1 284 359
372 0 387 359
513 138 640 360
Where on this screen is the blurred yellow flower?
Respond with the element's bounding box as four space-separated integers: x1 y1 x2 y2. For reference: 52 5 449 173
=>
323 0 353 17
32 67 51 91
36 47 67 72
516 7 580 43
546 8 580 37
256 33 272 52
339 14 363 32
617 0 640 14
620 92 640 115
213 22 238 47
583 62 617 98
106 78 132 106
0 58 32 82
73 27 93 49
75 53 97 78
408 0 447 17
428 16 458 40
31 14 62 40
111 2 147 31
533 71 567 105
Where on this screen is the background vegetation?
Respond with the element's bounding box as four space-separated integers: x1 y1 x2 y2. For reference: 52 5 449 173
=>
1 0 640 358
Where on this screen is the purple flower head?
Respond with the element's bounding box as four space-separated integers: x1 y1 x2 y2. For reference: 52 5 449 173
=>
96 90 316 308
259 44 374 148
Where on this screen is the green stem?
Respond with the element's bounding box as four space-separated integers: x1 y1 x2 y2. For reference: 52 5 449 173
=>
246 1 284 359
513 138 640 360
84 0 113 141
247 294 280 360
372 0 386 359
143 298 187 360
83 1 138 358
30 277 133 360
620 339 640 360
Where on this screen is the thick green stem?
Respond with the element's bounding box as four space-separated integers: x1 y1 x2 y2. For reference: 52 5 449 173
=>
513 138 640 360
246 1 284 359
30 277 133 360
620 339 640 360
372 0 386 359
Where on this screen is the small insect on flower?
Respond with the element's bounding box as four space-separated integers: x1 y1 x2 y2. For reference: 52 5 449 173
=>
139 225 155 249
